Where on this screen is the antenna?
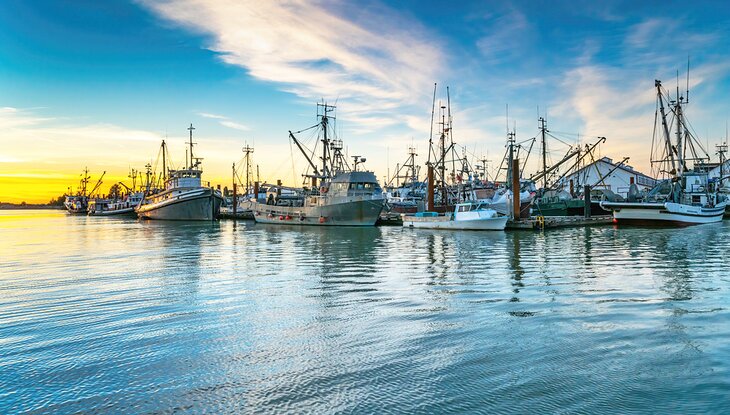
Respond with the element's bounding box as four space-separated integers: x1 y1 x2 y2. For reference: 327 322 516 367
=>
505 104 509 136
428 83 437 165
686 55 690 104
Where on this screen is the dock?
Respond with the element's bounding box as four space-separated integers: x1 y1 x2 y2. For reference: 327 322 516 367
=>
219 211 254 220
506 215 614 230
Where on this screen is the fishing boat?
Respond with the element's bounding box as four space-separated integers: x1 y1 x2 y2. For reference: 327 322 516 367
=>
64 167 105 214
249 103 385 226
136 125 224 221
601 79 726 225
88 191 144 216
402 202 508 230
384 147 424 214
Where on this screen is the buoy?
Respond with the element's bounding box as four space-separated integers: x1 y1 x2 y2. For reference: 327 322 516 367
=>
299 216 306 221
319 216 326 223
279 215 285 220
285 215 292 220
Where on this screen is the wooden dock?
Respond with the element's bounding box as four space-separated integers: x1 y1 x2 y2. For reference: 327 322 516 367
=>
506 215 614 230
219 211 254 220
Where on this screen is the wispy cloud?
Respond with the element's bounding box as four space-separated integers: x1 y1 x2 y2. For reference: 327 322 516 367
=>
475 9 530 63
141 0 444 130
197 111 250 131
219 120 249 131
197 112 227 120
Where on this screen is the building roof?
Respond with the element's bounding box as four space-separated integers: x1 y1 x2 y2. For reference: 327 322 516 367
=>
566 156 656 182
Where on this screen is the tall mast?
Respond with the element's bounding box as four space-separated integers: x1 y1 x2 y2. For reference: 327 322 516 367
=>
539 117 548 189
656 80 677 176
675 94 685 176
717 142 727 179
507 132 515 188
447 87 455 185
243 144 254 194
427 83 437 165
317 102 335 178
161 139 167 181
187 123 196 169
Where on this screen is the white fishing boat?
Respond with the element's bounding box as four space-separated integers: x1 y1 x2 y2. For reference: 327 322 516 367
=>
249 103 385 226
136 125 224 221
600 79 726 225
402 202 508 230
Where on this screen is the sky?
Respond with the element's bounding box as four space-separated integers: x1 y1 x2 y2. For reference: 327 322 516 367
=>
2 0 730 203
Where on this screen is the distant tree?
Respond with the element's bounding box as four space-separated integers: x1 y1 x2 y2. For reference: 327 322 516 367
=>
20 201 26 206
48 195 65 206
108 183 122 200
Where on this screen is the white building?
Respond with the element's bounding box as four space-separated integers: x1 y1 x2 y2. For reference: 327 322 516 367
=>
560 157 657 197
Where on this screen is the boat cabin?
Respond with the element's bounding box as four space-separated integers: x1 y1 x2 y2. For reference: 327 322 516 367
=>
166 169 202 190
325 171 383 197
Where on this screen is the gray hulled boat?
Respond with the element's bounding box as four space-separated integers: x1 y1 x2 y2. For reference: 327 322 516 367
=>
136 125 223 221
250 103 385 226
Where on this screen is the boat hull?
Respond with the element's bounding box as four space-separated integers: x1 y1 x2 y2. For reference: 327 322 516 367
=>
402 215 508 230
251 199 384 226
88 207 137 217
136 189 222 221
601 201 726 225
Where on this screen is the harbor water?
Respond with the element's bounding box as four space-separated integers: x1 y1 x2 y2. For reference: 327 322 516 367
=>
2 210 729 414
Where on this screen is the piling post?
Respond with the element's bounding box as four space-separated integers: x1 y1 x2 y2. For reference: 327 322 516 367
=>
427 164 435 211
511 158 520 220
232 163 237 216
584 185 591 218
276 179 282 197
254 181 259 202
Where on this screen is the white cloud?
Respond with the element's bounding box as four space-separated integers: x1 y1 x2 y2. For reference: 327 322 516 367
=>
475 9 530 62
219 120 250 131
197 112 227 120
196 111 250 131
140 0 444 129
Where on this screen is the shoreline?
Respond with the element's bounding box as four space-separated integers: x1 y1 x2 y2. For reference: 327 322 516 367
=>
0 204 64 210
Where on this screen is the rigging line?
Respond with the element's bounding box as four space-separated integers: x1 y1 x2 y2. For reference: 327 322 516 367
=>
292 124 320 135
544 132 574 147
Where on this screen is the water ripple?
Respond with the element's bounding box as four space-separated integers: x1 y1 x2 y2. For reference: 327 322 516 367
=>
1 211 730 413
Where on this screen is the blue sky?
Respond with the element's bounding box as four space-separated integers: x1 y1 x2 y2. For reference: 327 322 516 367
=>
2 0 730 202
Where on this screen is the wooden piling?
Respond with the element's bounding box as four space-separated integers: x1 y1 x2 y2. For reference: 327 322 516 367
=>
584 185 591 218
511 158 520 220
232 163 237 216
427 164 434 211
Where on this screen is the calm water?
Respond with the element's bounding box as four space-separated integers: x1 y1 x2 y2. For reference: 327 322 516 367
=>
1 210 729 414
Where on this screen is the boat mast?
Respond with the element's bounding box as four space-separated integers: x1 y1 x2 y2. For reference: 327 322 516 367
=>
675 84 685 176
187 123 196 169
80 167 90 197
447 87 455 185
656 80 677 176
161 139 167 181
539 117 548 189
317 103 335 179
507 131 515 189
243 144 254 194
